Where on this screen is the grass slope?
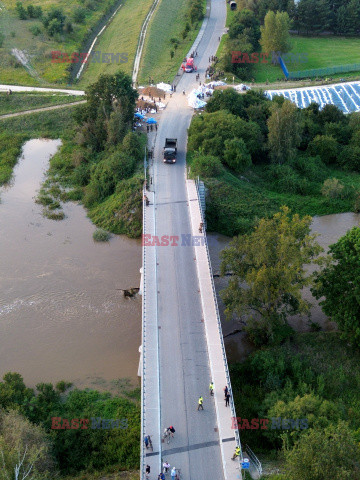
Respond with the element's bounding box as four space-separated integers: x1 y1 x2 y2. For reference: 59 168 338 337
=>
78 0 154 87
0 0 121 85
138 0 201 84
0 92 80 115
189 159 360 237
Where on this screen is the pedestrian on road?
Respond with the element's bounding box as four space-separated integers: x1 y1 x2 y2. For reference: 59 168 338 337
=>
198 396 204 410
225 392 230 407
144 436 149 448
209 381 214 396
224 385 228 397
163 461 170 473
146 465 150 479
155 124 158 131
171 467 177 479
183 89 186 95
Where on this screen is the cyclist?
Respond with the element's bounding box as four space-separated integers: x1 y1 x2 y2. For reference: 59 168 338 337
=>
197 396 204 410
209 381 214 396
232 446 241 460
167 425 175 438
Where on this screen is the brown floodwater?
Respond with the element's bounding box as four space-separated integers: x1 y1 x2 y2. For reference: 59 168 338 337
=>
0 139 141 390
208 211 360 363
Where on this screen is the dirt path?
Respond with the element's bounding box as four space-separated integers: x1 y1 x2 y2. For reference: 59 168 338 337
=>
0 100 86 120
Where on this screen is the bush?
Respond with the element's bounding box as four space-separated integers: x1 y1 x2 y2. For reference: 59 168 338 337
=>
307 135 339 164
15 2 27 20
190 153 223 178
321 178 344 199
29 25 41 36
223 138 252 173
73 7 86 24
93 228 110 242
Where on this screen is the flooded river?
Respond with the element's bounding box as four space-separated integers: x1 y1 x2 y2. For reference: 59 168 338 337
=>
0 139 141 389
208 212 360 362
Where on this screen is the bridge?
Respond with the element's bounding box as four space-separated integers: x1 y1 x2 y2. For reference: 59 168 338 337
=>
138 0 261 479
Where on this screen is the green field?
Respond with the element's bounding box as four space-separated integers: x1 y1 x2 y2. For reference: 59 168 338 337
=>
138 0 202 84
0 0 121 85
252 35 360 83
0 92 80 115
77 0 154 87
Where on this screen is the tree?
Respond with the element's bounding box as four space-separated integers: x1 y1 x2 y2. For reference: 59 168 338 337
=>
312 227 360 346
78 73 138 152
284 422 360 480
265 393 340 448
0 372 34 410
0 410 55 480
15 2 27 20
220 206 322 344
260 10 291 55
223 138 252 172
320 177 344 199
73 7 86 23
307 134 338 164
228 9 261 49
267 100 302 164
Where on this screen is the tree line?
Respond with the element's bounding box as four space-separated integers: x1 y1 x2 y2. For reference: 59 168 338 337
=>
237 0 360 36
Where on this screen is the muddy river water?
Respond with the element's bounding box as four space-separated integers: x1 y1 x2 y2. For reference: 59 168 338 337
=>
0 139 141 389
0 139 359 386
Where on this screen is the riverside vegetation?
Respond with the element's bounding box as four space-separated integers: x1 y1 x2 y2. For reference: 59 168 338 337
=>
0 372 140 479
188 88 360 237
189 89 360 478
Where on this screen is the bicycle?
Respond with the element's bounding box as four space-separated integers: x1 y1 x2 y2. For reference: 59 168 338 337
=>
162 428 170 444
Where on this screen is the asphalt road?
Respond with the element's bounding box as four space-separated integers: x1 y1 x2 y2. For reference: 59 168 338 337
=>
148 0 228 478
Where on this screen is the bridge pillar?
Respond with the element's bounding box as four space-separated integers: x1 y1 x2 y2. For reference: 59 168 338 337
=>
137 345 142 377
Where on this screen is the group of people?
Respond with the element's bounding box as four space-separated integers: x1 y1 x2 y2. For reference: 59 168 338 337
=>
197 384 231 410
146 123 158 132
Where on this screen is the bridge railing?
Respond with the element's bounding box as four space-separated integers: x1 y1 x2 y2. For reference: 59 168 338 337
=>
140 183 146 479
194 178 243 462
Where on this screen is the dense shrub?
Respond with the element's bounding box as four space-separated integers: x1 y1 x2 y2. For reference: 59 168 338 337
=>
190 153 223 178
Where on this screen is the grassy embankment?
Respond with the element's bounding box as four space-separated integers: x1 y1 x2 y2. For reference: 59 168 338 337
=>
0 0 122 85
138 0 205 84
188 150 360 237
77 0 154 87
0 91 80 115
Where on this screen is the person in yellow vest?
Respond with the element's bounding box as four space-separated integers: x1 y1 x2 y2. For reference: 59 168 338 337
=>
232 446 241 460
209 382 214 396
197 396 204 410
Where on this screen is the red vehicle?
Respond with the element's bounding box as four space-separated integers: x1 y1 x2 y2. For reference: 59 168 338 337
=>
182 57 196 73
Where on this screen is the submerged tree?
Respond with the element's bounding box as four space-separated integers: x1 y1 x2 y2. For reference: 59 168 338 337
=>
220 206 322 345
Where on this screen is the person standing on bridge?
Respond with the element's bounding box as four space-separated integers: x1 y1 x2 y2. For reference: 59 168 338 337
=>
158 473 165 480
197 396 204 410
171 467 177 479
163 461 170 473
209 381 214 396
225 391 231 407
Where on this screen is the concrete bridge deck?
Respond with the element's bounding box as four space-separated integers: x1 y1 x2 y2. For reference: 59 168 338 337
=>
140 0 243 478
